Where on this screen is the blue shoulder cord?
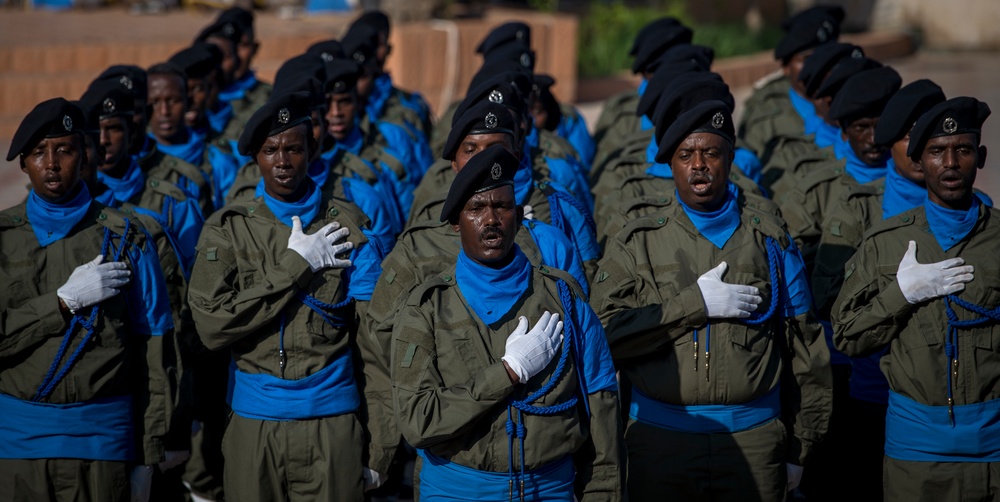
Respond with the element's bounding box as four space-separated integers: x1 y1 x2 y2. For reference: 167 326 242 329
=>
943 295 1000 426
276 290 354 379
504 279 581 502
544 186 597 237
33 218 133 402
692 237 783 379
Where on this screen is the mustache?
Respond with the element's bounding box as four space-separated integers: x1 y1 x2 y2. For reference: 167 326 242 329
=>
480 225 505 241
688 172 715 184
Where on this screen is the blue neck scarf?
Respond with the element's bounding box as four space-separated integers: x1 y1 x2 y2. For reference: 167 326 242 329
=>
789 88 819 131
645 137 673 178
638 79 653 130
207 101 234 134
924 194 982 251
219 71 259 102
678 182 741 249
308 157 331 189
514 153 533 205
366 73 393 120
836 137 887 184
813 120 840 149
97 158 145 204
339 126 364 156
255 177 322 228
881 161 925 219
525 125 540 149
638 78 648 97
455 246 532 325
92 183 118 206
153 128 205 167
134 136 154 162
26 182 92 247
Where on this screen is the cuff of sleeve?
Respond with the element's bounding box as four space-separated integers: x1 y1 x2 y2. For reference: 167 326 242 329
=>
674 285 709 328
368 445 396 476
786 436 810 465
480 362 516 401
279 250 314 289
139 435 165 466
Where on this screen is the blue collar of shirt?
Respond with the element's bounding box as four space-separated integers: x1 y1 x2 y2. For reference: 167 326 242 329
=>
455 246 532 325
881 162 925 219
255 177 322 228
788 87 819 130
645 137 673 178
207 101 234 134
308 158 331 189
514 153 533 205
92 183 118 207
924 194 982 251
218 71 259 102
153 128 204 166
366 73 393 120
678 183 741 250
813 120 840 149
27 182 92 247
97 158 145 204
339 126 364 156
836 137 887 184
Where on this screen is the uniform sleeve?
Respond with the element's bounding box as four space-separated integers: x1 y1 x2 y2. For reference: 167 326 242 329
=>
777 238 832 465
187 221 313 351
344 227 385 302
527 221 590 298
548 184 601 263
811 197 866 320
343 177 402 249
355 298 398 476
391 303 515 449
777 186 823 270
562 111 596 169
591 234 708 361
0 291 68 362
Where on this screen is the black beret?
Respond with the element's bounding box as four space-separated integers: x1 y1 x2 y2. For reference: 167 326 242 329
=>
218 7 254 34
637 65 720 120
654 100 735 164
907 97 991 161
342 22 379 67
442 101 518 161
96 65 148 102
7 98 86 161
354 10 390 35
873 79 946 147
306 40 345 62
80 78 136 123
799 43 864 98
631 19 694 74
169 43 223 80
774 5 845 62
196 18 243 45
650 72 733 134
441 144 519 223
275 54 327 86
72 100 100 136
237 92 313 156
272 74 326 111
322 58 360 95
468 62 531 97
476 22 531 55
533 74 555 92
645 43 714 74
815 56 882 99
454 77 528 126
483 43 536 72
828 66 901 123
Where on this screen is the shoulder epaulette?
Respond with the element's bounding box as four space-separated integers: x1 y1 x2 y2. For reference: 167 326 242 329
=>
338 151 380 185
742 193 782 217
205 200 254 226
620 194 674 214
612 208 673 245
843 179 885 201
741 205 790 248
145 177 189 201
95 205 149 247
537 264 587 300
798 161 846 193
405 271 456 307
0 204 28 228
861 207 919 241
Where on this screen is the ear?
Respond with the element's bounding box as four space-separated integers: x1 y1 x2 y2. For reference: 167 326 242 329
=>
911 158 924 173
19 157 27 173
450 222 460 233
451 159 459 174
977 145 987 169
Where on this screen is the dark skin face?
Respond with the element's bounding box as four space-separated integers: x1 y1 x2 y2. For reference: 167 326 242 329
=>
812 95 833 124
255 124 312 203
309 109 327 160
21 134 84 201
784 49 813 97
842 116 889 166
326 91 357 141
375 31 391 73
81 133 102 185
235 32 259 81
185 76 210 128
148 73 189 145
890 132 925 184
670 132 734 212
452 184 523 268
206 36 237 87
356 65 375 100
530 99 549 133
916 133 987 211
99 116 132 176
451 133 517 173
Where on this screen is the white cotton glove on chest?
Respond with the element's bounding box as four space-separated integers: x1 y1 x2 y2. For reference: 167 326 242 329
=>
697 262 763 319
56 255 131 314
896 240 975 304
502 311 564 384
286 216 354 272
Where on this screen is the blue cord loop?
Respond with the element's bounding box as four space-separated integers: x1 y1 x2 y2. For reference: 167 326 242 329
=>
276 291 354 378
943 294 1000 426
545 187 597 238
34 218 133 402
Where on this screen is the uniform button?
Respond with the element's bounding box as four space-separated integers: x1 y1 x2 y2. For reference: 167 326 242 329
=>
752 216 761 224
538 182 548 190
901 215 910 222
12 216 21 222
657 217 665 225
540 266 549 273
99 213 108 221
150 180 160 187
248 206 255 213
659 197 667 203
329 207 339 217
442 275 452 282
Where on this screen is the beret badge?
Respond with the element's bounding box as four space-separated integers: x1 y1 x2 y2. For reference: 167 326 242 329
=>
943 117 958 134
278 108 290 125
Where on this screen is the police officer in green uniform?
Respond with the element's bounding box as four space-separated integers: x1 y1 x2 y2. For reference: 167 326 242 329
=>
0 98 178 501
391 144 624 501
592 99 832 501
832 96 997 502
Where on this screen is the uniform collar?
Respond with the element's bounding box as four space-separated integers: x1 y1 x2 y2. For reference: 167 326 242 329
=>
881 163 925 219
255 177 322 228
924 194 982 251
677 182 741 250
455 245 531 325
26 182 93 247
836 136 887 185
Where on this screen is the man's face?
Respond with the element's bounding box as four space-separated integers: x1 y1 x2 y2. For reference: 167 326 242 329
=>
148 74 188 143
918 133 985 210
99 116 131 173
890 132 924 184
375 32 391 72
20 135 83 201
207 36 237 87
813 95 834 124
81 133 101 183
326 92 357 140
256 124 312 202
452 133 515 173
309 109 327 158
784 49 813 96
356 66 375 100
842 116 889 166
670 132 734 212
530 99 549 132
452 185 523 268
185 76 210 127
235 32 258 80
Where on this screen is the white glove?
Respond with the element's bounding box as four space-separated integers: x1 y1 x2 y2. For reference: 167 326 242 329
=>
286 216 354 272
157 449 191 472
501 312 564 384
522 204 535 220
56 255 131 314
363 467 385 492
697 262 763 319
786 463 804 491
897 240 975 304
130 465 153 502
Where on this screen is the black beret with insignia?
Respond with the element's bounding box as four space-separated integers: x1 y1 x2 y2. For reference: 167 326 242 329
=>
645 43 714 74
799 43 864 98
483 43 536 72
81 78 136 124
96 65 148 103
354 10 390 35
654 100 735 164
442 101 518 160
637 66 722 121
217 7 254 35
272 73 327 111
815 56 882 99
342 22 379 68
7 97 86 161
72 100 99 137
169 43 223 80
468 63 531 99
323 58 360 95
907 96 991 161
306 40 345 62
455 74 530 122
631 18 694 74
441 143 519 223
828 66 901 124
237 92 314 156
774 5 845 63
275 54 327 87
649 72 734 134
477 22 531 55
196 18 243 45
873 79 946 147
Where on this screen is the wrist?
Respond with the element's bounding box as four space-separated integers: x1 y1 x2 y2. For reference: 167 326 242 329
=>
502 360 520 385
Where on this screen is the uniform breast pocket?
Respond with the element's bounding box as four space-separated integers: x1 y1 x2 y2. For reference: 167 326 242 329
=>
877 264 944 351
437 338 481 385
969 273 1000 352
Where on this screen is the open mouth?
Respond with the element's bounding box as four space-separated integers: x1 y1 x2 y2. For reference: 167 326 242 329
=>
481 230 504 247
939 173 965 189
689 175 713 195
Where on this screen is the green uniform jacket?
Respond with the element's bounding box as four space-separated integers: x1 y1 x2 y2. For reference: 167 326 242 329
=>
227 149 378 206
591 201 832 464
593 89 640 167
391 265 624 499
228 80 273 138
139 143 214 217
832 204 1000 408
776 159 851 272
